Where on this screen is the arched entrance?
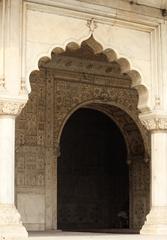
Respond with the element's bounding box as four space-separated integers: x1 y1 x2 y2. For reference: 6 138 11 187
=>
57 107 129 231
15 35 150 232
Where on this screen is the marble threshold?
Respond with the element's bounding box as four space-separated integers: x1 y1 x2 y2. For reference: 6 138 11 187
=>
28 231 167 240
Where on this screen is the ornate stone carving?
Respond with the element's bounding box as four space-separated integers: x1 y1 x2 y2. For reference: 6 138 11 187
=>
15 39 150 231
15 70 46 191
86 18 97 34
140 113 167 130
0 100 26 115
16 148 45 187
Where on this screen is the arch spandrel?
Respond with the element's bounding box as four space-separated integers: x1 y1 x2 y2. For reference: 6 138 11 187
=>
32 34 149 113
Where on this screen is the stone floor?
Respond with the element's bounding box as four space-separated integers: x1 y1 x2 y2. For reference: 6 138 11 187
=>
28 231 167 240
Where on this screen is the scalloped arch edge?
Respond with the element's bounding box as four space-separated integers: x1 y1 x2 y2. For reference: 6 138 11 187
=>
36 35 149 113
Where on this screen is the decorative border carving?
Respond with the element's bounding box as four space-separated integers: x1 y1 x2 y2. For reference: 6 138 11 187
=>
16 35 151 230
0 100 26 116
140 113 167 130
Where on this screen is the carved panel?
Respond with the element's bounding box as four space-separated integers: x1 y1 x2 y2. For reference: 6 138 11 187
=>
16 70 46 191
130 160 150 228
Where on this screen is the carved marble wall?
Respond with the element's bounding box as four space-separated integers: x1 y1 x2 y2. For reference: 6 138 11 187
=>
15 37 151 231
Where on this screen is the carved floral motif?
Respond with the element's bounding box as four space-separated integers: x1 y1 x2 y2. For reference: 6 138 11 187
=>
140 114 167 130
0 101 25 115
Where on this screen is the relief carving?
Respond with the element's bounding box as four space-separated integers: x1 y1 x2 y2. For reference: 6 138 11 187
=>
16 71 46 189
0 100 25 115
140 115 167 130
15 38 150 230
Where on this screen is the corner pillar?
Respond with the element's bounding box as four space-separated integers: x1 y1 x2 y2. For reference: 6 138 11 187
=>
0 99 28 239
140 112 167 235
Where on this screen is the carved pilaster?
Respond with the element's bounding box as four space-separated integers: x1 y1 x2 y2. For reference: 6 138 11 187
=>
0 111 28 238
140 112 167 234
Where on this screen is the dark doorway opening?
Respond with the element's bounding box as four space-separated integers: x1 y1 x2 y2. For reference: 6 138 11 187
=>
57 107 129 232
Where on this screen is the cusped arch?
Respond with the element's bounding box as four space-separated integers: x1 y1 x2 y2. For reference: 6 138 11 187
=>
18 36 151 231
37 34 149 113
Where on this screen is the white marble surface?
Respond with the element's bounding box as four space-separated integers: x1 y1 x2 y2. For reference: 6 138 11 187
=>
151 132 167 206
0 115 15 204
78 0 167 11
26 7 151 95
29 231 167 240
141 131 167 234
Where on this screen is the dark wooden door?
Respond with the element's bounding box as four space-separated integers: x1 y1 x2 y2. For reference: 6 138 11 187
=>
57 108 129 231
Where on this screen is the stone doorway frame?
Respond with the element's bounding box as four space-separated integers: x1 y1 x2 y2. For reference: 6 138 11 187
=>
15 35 151 231
55 101 150 231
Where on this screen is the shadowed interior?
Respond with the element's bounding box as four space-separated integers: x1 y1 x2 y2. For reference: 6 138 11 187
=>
57 107 129 231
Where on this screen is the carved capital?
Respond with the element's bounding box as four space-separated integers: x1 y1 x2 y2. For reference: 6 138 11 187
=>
0 99 26 116
139 112 167 131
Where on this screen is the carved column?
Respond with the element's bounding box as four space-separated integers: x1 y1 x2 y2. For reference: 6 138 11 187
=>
0 100 28 239
140 112 167 234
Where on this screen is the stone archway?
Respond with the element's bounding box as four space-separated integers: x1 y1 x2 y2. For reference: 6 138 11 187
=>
15 35 150 232
56 100 150 232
